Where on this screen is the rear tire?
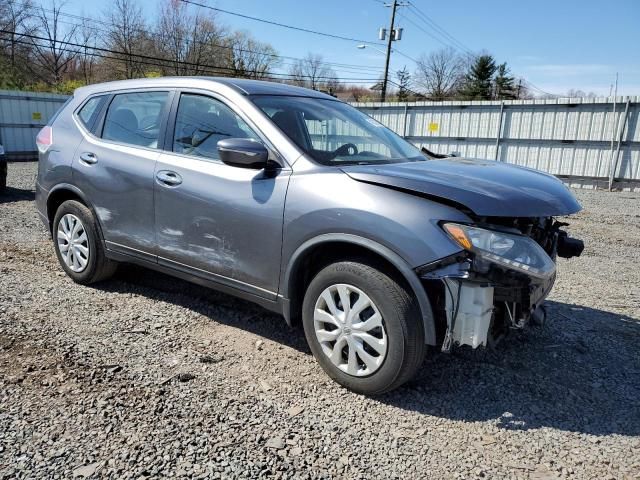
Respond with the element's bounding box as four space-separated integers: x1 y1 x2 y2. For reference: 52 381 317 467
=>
302 260 425 395
52 200 117 284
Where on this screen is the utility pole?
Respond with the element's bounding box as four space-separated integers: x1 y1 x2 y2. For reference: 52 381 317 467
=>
381 1 398 102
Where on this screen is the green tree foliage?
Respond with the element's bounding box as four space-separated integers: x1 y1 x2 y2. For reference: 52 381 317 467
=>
494 62 517 100
396 66 411 102
460 54 497 100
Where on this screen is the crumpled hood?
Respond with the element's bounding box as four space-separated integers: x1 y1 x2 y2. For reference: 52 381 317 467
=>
341 158 582 217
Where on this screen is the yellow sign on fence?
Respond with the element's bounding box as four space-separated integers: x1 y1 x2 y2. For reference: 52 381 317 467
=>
428 122 439 132
32 112 42 121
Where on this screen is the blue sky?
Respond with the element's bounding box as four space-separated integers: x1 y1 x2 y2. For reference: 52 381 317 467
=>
61 0 640 96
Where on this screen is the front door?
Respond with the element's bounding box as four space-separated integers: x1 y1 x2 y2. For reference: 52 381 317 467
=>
154 92 290 299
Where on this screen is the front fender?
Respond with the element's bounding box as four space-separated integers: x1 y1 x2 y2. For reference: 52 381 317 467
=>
279 170 473 345
282 170 470 269
281 233 438 345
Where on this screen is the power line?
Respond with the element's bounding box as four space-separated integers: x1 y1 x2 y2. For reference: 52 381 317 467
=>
179 0 385 46
404 3 561 97
523 80 559 98
2 30 381 83
14 37 380 87
387 48 419 65
401 7 473 57
406 3 475 56
9 1 386 75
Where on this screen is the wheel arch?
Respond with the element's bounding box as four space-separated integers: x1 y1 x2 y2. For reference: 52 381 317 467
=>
281 233 437 345
46 184 105 243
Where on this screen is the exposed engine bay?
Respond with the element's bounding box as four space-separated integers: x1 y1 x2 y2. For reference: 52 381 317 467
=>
418 216 584 351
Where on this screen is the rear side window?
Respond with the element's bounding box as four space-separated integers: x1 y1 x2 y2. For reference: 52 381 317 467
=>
102 91 169 149
77 96 106 130
172 93 259 160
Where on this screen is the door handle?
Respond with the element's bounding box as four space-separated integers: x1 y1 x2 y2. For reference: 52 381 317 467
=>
156 170 182 187
79 152 98 165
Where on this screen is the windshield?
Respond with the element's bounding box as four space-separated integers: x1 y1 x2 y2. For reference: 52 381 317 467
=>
251 95 425 165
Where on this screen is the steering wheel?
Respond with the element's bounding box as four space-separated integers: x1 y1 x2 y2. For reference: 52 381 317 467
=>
333 143 358 157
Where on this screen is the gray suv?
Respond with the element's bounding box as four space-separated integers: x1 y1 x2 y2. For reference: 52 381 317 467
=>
35 77 583 394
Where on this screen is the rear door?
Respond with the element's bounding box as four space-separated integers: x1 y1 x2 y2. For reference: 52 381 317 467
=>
72 90 172 261
153 91 291 299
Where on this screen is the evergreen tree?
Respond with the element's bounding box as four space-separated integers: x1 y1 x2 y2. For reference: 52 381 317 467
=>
460 54 496 100
494 62 517 99
396 66 411 101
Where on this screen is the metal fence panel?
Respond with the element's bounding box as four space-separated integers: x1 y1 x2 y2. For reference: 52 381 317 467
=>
353 96 640 185
0 90 69 160
1 90 638 186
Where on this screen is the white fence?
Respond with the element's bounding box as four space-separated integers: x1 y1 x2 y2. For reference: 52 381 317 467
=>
1 89 638 188
353 97 640 189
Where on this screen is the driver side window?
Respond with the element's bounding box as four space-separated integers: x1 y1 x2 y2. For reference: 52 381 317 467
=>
303 115 390 157
173 94 259 160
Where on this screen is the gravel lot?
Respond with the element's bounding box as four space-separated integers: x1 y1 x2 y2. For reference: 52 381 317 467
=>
1 162 639 479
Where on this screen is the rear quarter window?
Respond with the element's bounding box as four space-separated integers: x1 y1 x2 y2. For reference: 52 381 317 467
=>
76 95 106 130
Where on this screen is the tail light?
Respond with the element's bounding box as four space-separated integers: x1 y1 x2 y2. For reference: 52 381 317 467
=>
36 126 53 154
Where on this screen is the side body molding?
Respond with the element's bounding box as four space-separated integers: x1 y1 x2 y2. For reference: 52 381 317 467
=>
280 233 437 346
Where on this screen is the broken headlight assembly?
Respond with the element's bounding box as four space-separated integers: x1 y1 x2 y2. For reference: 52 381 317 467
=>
442 223 556 279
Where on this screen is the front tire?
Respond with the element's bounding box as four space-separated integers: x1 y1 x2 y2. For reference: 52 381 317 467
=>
302 260 425 395
52 200 117 284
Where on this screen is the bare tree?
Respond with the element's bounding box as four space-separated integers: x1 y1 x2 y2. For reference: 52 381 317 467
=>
415 47 465 100
155 0 226 76
288 53 337 90
104 0 148 79
30 0 78 87
0 0 37 86
225 30 279 79
78 17 97 84
566 89 597 98
339 85 374 102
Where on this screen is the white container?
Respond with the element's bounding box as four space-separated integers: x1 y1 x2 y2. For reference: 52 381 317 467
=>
446 280 494 349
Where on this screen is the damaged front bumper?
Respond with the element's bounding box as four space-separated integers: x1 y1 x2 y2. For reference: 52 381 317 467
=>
417 220 583 351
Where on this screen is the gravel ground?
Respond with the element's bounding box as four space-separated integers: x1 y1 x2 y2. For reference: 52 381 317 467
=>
1 162 639 479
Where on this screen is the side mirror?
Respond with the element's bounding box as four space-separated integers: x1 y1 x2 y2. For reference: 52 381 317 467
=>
217 138 269 169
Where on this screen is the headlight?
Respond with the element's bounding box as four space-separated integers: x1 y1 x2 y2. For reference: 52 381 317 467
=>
442 223 555 278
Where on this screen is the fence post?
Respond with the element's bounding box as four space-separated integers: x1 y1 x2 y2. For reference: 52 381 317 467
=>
402 104 408 138
608 98 631 190
494 102 504 160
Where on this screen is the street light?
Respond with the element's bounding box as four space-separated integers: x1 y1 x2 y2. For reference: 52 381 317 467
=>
356 44 393 101
356 44 388 55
